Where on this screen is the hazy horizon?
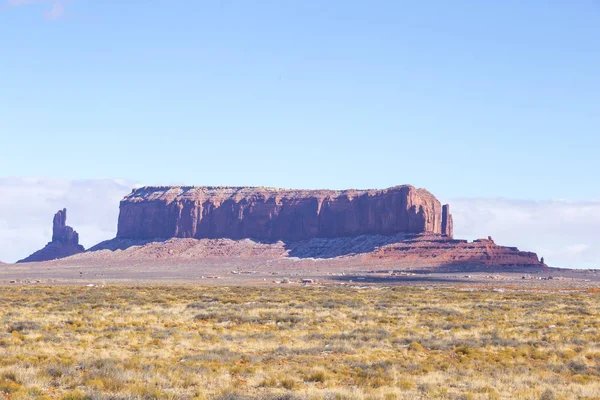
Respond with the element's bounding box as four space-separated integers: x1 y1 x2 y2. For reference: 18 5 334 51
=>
0 177 598 269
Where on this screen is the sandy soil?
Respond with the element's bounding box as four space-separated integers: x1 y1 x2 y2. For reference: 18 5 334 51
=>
1 258 599 289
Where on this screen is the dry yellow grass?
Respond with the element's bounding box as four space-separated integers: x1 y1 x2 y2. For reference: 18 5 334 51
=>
0 285 599 399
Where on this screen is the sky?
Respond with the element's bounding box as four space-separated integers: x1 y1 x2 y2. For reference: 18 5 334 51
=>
0 1 598 266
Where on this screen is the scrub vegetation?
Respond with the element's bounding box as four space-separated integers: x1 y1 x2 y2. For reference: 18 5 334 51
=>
1 285 599 399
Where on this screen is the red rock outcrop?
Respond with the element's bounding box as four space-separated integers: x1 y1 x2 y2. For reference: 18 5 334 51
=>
369 235 542 268
18 209 85 263
441 204 453 238
117 185 448 241
52 208 80 244
75 232 543 270
98 184 544 270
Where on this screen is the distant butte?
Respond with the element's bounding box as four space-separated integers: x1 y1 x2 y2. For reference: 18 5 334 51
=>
89 184 543 269
18 208 85 263
15 185 546 270
117 185 453 240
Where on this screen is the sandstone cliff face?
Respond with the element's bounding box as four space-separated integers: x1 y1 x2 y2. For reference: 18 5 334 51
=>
18 209 85 263
108 184 542 269
52 209 81 245
442 204 453 238
117 185 450 241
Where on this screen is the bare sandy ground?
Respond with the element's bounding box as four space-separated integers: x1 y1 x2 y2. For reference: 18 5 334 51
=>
1 257 599 289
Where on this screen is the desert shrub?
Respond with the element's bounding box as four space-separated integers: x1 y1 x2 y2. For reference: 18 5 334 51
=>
280 377 298 390
186 348 242 363
455 346 475 356
61 390 88 400
258 377 278 388
568 359 588 374
214 393 305 400
0 380 21 394
7 321 40 333
351 361 394 388
408 342 424 352
0 285 599 399
540 389 557 400
186 301 208 309
213 393 252 400
397 379 414 390
305 369 327 383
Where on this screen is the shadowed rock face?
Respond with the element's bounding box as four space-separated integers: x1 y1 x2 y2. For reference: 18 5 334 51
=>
117 185 452 241
442 204 453 238
18 209 85 263
52 208 80 244
79 233 542 269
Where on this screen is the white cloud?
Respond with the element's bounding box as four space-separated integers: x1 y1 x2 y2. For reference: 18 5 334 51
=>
0 178 135 263
7 0 67 20
451 198 600 269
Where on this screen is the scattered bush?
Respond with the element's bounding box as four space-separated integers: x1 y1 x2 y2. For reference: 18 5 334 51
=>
0 285 597 399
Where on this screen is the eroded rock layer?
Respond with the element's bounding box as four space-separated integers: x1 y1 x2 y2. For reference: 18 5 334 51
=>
369 235 543 268
18 209 85 263
442 205 453 238
76 233 543 269
117 185 452 241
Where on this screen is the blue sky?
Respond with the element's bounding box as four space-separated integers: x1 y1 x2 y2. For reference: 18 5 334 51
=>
0 1 599 267
1 0 599 201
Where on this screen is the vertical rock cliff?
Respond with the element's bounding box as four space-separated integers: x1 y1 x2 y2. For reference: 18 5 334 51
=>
18 209 85 263
52 208 81 245
117 185 450 241
442 204 453 238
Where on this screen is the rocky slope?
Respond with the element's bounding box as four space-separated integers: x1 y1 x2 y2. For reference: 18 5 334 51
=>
79 231 543 269
82 233 542 269
18 209 85 263
368 235 542 268
117 185 454 241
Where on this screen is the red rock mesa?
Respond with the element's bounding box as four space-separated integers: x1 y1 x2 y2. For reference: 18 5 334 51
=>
111 185 543 268
117 185 453 241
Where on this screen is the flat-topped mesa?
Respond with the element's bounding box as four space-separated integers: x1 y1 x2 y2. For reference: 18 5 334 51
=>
18 208 85 263
117 185 450 241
